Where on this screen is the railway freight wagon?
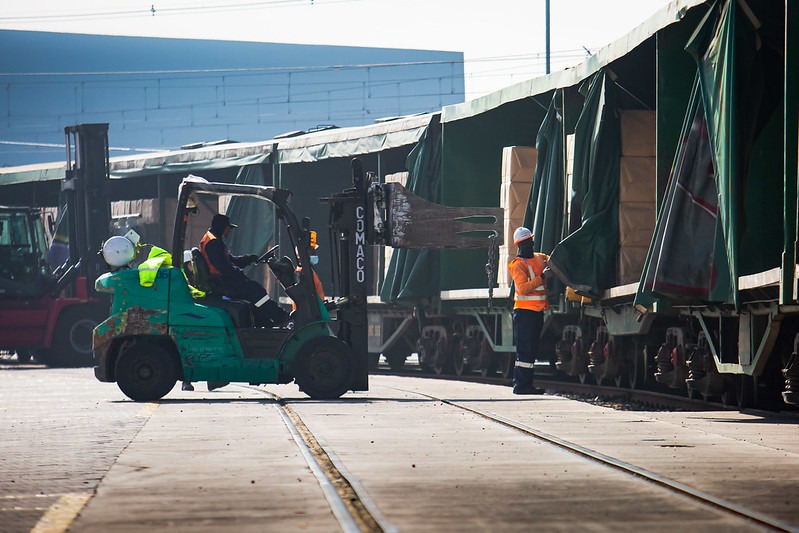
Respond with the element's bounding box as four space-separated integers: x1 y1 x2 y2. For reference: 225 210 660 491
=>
377 0 799 409
2 0 797 410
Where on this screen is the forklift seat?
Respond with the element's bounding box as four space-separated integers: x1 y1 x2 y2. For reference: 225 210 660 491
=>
190 247 218 295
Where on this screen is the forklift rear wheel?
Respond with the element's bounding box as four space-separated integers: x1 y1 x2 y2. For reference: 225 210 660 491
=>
294 337 353 400
116 342 178 402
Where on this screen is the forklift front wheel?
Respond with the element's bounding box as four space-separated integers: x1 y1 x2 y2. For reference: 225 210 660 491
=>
116 342 178 402
293 337 353 400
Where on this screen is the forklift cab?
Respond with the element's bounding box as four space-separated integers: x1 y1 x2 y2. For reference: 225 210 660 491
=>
0 206 51 297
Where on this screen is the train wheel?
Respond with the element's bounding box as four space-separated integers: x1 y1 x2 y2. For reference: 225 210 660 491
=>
498 354 514 380
450 321 468 376
115 342 177 402
628 343 650 390
451 336 467 376
432 335 451 375
478 339 497 377
16 350 32 364
294 337 353 400
416 338 434 373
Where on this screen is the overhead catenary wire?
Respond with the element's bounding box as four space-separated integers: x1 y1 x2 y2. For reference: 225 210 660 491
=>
0 49 590 79
0 0 368 23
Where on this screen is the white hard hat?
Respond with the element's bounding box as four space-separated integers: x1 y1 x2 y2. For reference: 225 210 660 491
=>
183 249 193 263
101 236 136 267
513 227 533 245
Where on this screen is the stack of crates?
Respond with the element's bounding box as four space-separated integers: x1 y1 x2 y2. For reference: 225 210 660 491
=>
497 146 537 288
618 110 656 285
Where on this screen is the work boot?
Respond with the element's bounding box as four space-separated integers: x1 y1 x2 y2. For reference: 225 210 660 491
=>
182 381 194 391
513 386 545 395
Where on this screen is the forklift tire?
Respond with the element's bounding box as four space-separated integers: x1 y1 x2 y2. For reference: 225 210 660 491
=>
37 304 106 368
293 337 353 400
115 342 178 402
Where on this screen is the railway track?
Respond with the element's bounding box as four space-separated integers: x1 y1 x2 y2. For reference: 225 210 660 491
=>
371 364 732 412
247 380 797 532
246 386 396 533
381 384 797 532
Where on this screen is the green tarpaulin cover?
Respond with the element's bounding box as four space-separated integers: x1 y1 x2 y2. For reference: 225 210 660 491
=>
523 90 565 256
635 78 729 307
636 0 784 310
547 70 621 297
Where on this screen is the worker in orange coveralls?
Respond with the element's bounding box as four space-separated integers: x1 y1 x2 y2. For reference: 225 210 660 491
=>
508 227 550 395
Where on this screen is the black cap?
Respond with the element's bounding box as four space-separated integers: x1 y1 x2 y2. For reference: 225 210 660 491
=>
211 213 237 232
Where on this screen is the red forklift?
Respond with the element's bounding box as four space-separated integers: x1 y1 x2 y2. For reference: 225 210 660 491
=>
0 124 112 367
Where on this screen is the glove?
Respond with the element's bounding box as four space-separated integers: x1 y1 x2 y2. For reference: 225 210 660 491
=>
542 266 554 280
247 254 258 265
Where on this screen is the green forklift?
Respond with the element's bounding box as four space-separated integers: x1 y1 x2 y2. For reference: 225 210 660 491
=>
92 161 376 401
92 159 502 401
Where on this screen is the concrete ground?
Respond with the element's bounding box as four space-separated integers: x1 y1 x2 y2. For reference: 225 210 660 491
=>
2 367 797 532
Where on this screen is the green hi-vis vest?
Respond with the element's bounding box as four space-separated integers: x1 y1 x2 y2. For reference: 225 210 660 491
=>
138 245 205 298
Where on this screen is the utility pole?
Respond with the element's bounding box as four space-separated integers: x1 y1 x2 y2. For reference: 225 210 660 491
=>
545 0 551 74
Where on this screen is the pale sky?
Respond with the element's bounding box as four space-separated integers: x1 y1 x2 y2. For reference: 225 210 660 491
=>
0 0 671 100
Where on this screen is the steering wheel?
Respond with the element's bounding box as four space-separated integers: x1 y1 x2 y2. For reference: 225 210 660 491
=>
257 245 279 264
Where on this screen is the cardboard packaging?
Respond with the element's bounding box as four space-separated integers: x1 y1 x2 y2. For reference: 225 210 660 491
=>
618 245 649 284
619 156 656 203
499 146 537 277
620 110 655 157
500 181 532 221
497 244 510 288
501 146 537 185
619 202 655 247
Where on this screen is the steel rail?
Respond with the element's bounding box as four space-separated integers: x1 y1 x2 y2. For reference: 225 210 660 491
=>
244 386 395 533
386 385 796 533
373 365 736 412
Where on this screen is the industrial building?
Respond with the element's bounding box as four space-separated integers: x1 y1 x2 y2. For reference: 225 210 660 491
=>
0 29 464 167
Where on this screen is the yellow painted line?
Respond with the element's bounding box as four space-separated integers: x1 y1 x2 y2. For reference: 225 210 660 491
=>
136 402 159 418
0 493 67 500
30 492 92 533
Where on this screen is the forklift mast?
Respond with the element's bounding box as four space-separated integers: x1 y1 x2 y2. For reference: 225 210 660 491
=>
62 123 112 294
325 159 371 391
